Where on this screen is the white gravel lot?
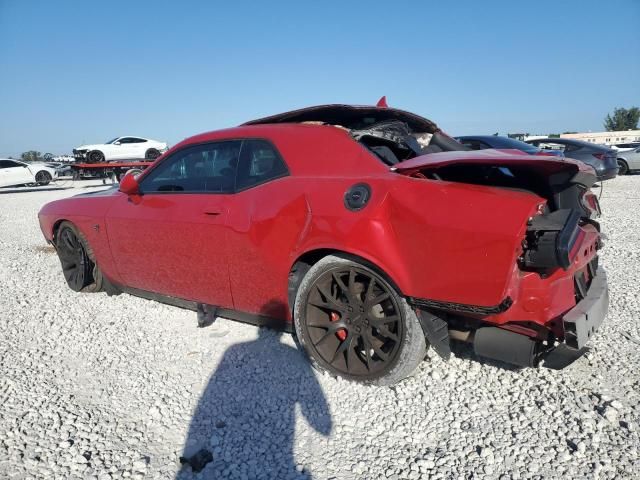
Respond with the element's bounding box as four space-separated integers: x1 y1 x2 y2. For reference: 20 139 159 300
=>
0 177 639 480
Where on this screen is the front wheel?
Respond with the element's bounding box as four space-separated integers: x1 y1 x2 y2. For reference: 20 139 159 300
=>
294 255 427 386
617 159 629 176
88 150 105 163
54 221 119 294
35 170 52 186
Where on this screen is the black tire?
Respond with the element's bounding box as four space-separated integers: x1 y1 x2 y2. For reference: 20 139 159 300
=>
617 159 629 176
145 148 160 160
54 221 119 295
35 170 52 186
88 150 105 163
293 255 427 386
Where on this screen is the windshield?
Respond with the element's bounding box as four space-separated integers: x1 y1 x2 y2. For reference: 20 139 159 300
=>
105 137 120 144
498 137 540 154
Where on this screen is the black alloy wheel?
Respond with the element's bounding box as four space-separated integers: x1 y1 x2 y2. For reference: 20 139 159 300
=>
55 224 93 292
303 266 404 377
35 170 52 186
88 151 105 163
617 159 629 176
145 148 160 160
293 251 433 386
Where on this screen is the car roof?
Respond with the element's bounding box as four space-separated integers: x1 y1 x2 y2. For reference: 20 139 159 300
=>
527 137 613 151
457 135 501 141
457 135 538 149
243 104 439 133
172 123 385 176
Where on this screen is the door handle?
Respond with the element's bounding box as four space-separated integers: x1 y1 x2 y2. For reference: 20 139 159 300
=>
203 209 222 216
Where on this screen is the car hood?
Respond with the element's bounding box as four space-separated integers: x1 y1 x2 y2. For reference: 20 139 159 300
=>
75 144 105 151
393 149 595 176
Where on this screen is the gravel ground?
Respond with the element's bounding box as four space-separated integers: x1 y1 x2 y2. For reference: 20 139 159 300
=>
0 178 639 480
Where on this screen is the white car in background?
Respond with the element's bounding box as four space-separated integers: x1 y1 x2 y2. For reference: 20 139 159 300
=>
73 136 168 163
0 159 57 187
615 146 640 175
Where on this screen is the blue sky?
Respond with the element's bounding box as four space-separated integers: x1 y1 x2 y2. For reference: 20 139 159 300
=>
1 0 638 157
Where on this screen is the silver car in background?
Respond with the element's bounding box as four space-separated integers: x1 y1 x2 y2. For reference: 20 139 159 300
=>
526 138 618 180
615 146 640 175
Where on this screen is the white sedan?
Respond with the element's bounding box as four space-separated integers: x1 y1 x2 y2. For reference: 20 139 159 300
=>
73 136 168 163
0 159 58 188
616 146 640 175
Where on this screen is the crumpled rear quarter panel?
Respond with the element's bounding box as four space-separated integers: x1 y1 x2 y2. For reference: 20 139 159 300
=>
385 177 543 306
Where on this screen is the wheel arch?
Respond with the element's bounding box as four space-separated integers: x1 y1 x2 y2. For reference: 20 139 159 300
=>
617 157 629 171
145 147 160 159
88 149 105 162
52 218 69 241
287 247 407 313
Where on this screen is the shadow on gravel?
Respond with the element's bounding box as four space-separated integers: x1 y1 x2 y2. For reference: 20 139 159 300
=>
178 302 332 479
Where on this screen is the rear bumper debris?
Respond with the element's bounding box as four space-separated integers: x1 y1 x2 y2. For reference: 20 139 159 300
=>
563 266 608 350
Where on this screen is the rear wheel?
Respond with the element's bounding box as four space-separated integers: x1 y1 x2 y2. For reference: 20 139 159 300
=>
145 148 160 160
294 255 427 385
617 159 629 175
35 170 52 186
54 221 119 294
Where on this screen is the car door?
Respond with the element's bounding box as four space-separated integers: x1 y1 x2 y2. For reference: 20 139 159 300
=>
0 160 33 187
127 137 147 159
111 137 133 159
105 140 240 307
629 147 640 169
225 139 296 319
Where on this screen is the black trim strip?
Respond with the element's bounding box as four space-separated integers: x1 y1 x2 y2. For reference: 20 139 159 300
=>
407 296 513 315
120 286 293 332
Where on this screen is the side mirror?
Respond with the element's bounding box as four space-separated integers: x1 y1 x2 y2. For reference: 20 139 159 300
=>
119 174 140 195
114 141 121 145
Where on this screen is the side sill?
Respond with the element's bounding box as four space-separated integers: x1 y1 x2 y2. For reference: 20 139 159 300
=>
407 296 513 316
119 286 294 333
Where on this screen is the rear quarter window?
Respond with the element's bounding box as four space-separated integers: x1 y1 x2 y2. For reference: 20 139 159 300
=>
235 139 288 191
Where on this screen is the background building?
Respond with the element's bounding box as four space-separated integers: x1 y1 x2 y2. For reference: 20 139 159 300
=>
560 130 640 145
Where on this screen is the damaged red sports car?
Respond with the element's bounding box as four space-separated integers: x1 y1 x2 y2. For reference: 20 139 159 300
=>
39 104 609 385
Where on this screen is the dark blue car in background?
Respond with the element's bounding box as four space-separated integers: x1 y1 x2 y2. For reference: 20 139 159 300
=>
455 135 562 157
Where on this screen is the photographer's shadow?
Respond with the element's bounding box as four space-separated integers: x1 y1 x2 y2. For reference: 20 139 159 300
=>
178 320 332 479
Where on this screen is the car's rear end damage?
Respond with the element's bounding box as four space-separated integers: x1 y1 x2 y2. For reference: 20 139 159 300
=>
390 150 608 368
247 104 608 369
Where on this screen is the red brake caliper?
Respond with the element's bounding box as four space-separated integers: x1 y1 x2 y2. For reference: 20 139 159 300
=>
331 312 347 341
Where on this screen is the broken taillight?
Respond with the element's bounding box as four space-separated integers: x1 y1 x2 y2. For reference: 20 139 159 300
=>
520 209 583 271
581 191 601 218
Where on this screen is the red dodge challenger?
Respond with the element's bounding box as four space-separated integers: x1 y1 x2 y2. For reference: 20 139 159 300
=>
39 104 608 385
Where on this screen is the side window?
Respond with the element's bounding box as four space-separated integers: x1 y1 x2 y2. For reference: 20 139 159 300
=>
0 160 20 168
563 143 580 153
139 141 241 193
235 139 288 191
118 137 133 144
459 140 482 150
538 142 565 152
477 141 493 150
130 138 147 143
